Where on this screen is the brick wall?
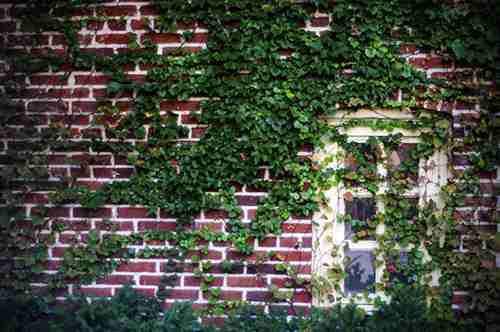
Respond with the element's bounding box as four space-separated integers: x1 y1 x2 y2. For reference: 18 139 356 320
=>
0 0 498 312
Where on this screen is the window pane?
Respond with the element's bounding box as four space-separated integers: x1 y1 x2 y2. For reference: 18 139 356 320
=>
345 198 376 239
344 142 378 187
404 198 418 220
345 250 375 294
387 252 414 285
388 143 419 181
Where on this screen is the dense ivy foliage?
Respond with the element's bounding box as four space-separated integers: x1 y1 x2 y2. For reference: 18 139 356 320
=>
1 0 499 329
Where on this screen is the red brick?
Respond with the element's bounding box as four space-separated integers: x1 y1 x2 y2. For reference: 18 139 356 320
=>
50 114 89 126
134 288 156 297
58 234 77 244
93 168 113 178
186 250 222 260
162 47 203 55
293 291 312 303
30 75 68 85
246 209 257 219
45 260 62 271
72 101 98 113
75 181 105 190
71 154 112 165
236 195 261 205
70 7 93 16
270 277 292 288
291 213 312 220
49 167 68 178
9 114 47 126
118 207 153 218
139 5 158 15
302 237 312 248
96 6 137 17
80 47 115 57
310 17 329 27
202 317 225 326
280 238 301 248
96 275 134 285
139 275 180 286
96 34 133 44
409 57 453 69
184 276 223 287
127 74 146 83
204 209 228 219
246 291 271 302
30 88 89 98
258 237 277 247
160 100 201 111
107 20 127 31
74 207 112 218
281 223 312 234
138 221 176 231
51 247 68 257
116 101 135 112
86 20 105 30
186 33 208 43
81 128 102 139
52 34 92 46
131 19 148 30
24 193 48 204
227 276 267 288
191 127 206 138
27 101 67 113
75 75 111 85
275 251 312 262
77 287 113 297
142 33 181 44
168 289 199 300
116 262 156 273
195 222 222 232
8 35 49 46
46 207 70 218
58 219 91 231
95 221 134 231
400 44 417 53
202 290 242 301
452 294 466 305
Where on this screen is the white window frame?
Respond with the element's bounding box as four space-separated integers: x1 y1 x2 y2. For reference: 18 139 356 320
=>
312 109 449 308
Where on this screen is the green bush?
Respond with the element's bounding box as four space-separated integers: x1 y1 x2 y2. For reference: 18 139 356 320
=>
218 306 297 332
0 285 483 332
369 285 433 332
308 304 368 332
0 295 54 332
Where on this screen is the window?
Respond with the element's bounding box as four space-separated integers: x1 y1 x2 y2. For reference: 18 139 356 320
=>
312 109 448 306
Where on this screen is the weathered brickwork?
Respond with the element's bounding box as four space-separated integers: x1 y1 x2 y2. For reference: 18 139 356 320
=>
0 1 498 312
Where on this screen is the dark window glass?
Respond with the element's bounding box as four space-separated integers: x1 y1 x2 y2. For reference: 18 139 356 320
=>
345 250 375 294
404 198 418 220
388 143 419 181
343 142 378 188
388 252 414 285
344 142 378 172
345 198 376 239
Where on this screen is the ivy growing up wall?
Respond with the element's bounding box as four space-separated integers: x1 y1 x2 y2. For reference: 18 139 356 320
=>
0 0 499 328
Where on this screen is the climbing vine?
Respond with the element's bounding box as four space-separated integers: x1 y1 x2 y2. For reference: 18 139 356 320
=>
1 0 498 328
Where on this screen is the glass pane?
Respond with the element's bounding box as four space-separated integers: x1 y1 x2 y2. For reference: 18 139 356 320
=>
345 198 376 239
344 250 375 294
404 198 418 220
388 252 414 285
388 143 419 181
343 142 378 187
